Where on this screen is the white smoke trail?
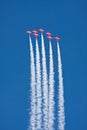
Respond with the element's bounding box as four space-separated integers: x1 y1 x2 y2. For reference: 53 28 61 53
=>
48 41 55 130
35 38 42 130
41 34 48 130
57 43 65 130
28 35 36 130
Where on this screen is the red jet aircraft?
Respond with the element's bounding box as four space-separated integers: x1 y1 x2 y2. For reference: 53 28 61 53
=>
54 36 60 41
32 30 37 33
26 30 32 34
33 33 39 37
39 28 44 32
46 32 51 36
47 35 52 40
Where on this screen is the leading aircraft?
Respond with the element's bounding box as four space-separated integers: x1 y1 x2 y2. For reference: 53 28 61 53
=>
46 32 51 35
26 30 32 34
39 28 44 32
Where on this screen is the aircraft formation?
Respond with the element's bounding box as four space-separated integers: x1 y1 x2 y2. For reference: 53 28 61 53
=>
26 28 60 41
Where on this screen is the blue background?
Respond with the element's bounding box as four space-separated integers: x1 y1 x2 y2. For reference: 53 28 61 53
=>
0 0 87 130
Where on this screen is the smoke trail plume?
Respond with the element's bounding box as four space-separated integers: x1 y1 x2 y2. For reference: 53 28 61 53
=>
48 41 55 130
57 43 65 130
41 34 48 130
28 36 36 130
35 38 42 130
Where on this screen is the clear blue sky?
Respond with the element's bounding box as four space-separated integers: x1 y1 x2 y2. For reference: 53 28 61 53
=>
0 0 87 130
